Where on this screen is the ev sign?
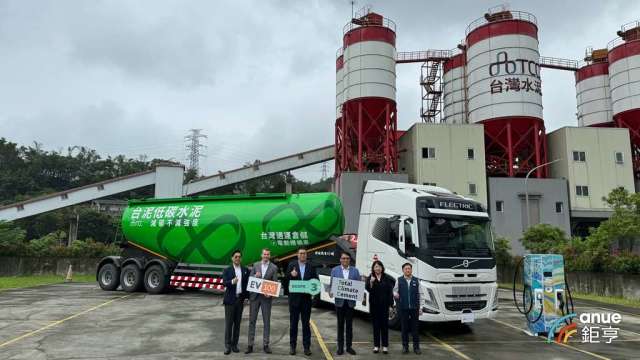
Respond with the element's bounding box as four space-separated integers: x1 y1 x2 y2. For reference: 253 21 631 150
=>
247 276 281 297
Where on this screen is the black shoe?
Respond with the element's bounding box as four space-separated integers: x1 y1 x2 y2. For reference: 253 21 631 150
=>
414 348 422 355
346 348 356 355
231 345 239 353
402 346 409 354
245 346 253 354
304 348 312 356
224 348 231 355
337 348 344 355
290 347 296 355
264 346 272 354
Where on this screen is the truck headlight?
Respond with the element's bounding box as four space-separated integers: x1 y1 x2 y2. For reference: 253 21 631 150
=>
421 283 439 310
492 288 499 310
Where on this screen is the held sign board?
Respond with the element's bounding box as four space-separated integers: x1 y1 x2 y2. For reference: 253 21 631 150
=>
331 278 365 302
289 279 321 296
247 276 281 297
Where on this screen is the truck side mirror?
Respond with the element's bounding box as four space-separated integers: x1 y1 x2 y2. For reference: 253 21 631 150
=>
398 219 406 256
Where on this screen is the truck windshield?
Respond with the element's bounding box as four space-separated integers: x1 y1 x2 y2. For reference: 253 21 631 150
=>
415 216 494 257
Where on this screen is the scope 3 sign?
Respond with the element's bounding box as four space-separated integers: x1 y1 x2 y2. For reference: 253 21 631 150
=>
289 279 321 296
247 276 281 297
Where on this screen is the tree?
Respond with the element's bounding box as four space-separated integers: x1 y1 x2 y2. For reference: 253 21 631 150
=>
520 224 569 254
0 221 27 256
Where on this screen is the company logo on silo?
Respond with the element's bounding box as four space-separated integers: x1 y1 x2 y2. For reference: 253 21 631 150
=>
488 51 542 95
489 52 541 78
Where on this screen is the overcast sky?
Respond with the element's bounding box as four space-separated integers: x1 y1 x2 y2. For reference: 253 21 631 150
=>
1 0 637 181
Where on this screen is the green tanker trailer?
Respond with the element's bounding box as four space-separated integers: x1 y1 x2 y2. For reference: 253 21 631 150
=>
96 192 344 294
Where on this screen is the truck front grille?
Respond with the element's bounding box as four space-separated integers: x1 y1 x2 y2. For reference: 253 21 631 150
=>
444 300 487 311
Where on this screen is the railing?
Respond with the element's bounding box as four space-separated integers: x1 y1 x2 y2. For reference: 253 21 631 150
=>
608 37 626 50
465 10 537 36
539 56 579 71
396 49 452 63
621 20 640 33
343 16 396 34
336 47 343 58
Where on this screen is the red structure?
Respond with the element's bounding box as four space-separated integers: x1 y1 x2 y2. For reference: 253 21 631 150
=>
335 12 398 178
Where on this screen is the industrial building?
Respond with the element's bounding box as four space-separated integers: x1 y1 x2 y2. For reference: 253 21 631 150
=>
334 6 640 254
398 123 487 206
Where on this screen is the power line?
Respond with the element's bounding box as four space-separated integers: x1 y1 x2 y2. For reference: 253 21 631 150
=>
185 129 207 175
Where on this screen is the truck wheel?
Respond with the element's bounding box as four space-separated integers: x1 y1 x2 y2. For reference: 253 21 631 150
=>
120 264 143 292
144 265 169 294
388 301 400 330
97 263 120 291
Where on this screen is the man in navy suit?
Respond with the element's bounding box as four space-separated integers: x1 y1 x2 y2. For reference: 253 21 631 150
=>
329 252 361 355
286 248 317 356
222 250 250 355
393 262 425 354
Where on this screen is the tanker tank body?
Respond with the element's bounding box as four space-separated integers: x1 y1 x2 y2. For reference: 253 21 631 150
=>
96 193 344 294
465 7 547 178
608 21 640 179
575 48 613 127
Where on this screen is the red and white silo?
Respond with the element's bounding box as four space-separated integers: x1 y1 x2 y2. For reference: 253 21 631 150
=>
465 8 547 177
335 11 398 177
575 48 613 127
443 50 467 123
608 21 640 178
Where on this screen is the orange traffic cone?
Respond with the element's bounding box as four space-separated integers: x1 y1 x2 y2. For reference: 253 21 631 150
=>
65 264 73 283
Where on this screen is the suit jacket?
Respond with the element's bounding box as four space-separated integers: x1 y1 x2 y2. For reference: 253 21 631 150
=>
365 273 395 311
330 265 361 308
249 261 278 301
222 264 250 305
286 260 318 307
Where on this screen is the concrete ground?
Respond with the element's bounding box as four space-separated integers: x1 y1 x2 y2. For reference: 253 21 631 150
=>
0 283 639 360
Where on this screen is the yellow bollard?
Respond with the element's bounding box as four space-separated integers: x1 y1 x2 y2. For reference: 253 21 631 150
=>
64 264 73 283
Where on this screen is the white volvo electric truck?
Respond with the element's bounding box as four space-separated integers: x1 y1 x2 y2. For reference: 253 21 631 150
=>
319 181 498 327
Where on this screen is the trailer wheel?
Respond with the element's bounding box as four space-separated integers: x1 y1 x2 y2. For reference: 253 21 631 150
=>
388 301 400 330
120 264 143 292
144 265 169 294
97 263 120 291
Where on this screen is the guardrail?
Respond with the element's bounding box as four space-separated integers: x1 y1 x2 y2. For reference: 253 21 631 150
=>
396 49 452 63
465 10 537 36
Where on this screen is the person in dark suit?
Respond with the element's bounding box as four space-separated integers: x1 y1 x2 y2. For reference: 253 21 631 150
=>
286 248 317 356
246 248 278 354
329 252 361 355
393 262 425 355
365 260 395 354
222 250 250 355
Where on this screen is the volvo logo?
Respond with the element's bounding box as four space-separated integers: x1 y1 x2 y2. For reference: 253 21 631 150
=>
452 259 479 269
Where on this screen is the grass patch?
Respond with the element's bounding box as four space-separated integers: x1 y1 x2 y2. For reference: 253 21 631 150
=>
498 283 640 309
0 274 95 291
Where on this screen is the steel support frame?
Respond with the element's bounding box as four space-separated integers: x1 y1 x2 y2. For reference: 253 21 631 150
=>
335 99 398 178
615 116 640 179
483 118 548 178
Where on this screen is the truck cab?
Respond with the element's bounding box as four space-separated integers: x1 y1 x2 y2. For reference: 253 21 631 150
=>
319 180 498 325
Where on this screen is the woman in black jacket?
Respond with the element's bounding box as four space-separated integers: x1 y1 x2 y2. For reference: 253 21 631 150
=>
365 260 395 354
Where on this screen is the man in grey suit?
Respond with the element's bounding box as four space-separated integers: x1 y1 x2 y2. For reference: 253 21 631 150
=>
246 248 278 354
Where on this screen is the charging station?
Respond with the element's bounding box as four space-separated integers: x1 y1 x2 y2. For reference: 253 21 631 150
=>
514 254 575 336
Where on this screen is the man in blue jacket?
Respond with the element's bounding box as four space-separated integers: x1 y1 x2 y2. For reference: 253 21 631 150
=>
329 252 361 355
222 250 250 355
393 262 425 354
